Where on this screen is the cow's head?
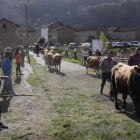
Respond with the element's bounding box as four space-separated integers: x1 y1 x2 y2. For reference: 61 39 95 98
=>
131 66 140 94
134 65 140 73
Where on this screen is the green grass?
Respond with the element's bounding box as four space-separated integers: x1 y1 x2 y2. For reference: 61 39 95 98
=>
62 57 81 65
24 56 140 140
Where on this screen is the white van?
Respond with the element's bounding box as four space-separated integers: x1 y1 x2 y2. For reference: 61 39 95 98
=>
79 42 91 48
68 43 77 48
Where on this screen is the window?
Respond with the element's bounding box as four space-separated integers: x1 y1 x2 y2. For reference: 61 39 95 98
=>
20 34 22 37
3 23 6 28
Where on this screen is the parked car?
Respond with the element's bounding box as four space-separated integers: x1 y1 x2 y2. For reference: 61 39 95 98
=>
68 43 78 48
135 42 140 47
112 42 123 48
54 42 60 46
130 41 139 46
122 42 133 47
108 42 112 48
79 42 91 48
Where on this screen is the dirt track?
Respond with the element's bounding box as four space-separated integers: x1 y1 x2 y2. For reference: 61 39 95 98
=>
30 51 86 72
0 51 135 140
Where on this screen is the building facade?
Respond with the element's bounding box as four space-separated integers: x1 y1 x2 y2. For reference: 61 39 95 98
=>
16 24 40 46
108 27 140 41
0 18 40 50
0 18 19 50
41 21 64 43
48 26 76 44
76 25 108 43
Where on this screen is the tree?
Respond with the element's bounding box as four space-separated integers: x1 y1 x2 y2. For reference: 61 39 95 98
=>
37 37 45 46
99 31 108 50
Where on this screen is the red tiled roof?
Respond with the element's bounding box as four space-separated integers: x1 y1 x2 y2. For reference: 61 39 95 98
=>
115 27 140 32
0 18 20 27
76 25 107 31
51 25 76 31
41 21 64 28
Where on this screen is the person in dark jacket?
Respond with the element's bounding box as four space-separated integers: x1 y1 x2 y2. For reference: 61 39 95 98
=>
127 47 140 66
0 76 10 129
35 44 40 57
2 51 17 95
95 49 101 56
88 48 92 56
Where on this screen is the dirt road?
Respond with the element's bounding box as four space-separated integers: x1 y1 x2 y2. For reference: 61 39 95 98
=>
1 52 135 140
30 51 86 72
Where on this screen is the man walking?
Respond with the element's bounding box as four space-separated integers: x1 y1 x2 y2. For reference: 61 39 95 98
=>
99 51 115 94
65 46 69 57
128 47 140 66
74 47 77 60
95 49 101 56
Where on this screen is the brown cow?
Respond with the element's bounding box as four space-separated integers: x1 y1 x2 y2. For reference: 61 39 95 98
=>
44 50 53 69
52 53 62 71
39 47 45 58
109 62 140 118
86 56 100 75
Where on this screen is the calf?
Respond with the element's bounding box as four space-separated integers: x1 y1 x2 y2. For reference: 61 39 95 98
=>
86 56 100 75
52 53 62 71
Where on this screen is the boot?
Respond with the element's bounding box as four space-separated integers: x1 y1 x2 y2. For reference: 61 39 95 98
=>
0 122 8 129
100 85 104 95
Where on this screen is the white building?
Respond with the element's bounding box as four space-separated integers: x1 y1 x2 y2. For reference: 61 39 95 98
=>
41 21 64 43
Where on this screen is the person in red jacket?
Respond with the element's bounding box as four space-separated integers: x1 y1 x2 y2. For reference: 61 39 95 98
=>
15 47 23 76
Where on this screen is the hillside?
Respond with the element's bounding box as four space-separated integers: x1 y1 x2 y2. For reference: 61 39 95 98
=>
0 0 140 30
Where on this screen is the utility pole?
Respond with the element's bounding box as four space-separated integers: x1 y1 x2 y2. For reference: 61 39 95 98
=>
25 5 31 64
65 26 66 45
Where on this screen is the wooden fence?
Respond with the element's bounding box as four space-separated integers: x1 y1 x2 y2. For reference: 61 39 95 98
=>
81 55 129 65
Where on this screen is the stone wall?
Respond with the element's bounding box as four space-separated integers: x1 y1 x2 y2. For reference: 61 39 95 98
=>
49 27 76 44
18 32 41 46
0 19 20 50
110 31 136 41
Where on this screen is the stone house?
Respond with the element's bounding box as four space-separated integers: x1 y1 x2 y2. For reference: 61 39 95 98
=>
48 26 76 44
76 25 108 43
108 27 140 41
0 18 40 50
0 18 20 50
16 24 41 46
41 21 64 43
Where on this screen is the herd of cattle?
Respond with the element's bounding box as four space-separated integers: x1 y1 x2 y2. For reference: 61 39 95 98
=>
29 46 62 71
29 46 140 118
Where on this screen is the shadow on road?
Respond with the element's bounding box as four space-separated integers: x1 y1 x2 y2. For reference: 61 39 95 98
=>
88 73 101 79
14 76 22 84
103 94 140 123
48 69 66 77
0 97 12 113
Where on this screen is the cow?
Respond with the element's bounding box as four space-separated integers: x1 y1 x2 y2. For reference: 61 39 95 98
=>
109 62 140 117
52 53 62 71
44 50 53 69
39 47 45 58
86 56 100 75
